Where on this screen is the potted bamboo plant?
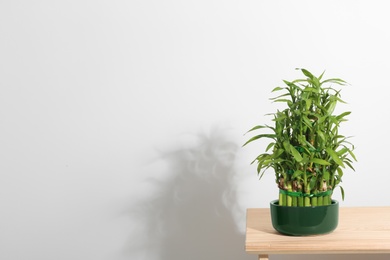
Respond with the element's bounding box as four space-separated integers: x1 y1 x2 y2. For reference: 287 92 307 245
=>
244 68 357 236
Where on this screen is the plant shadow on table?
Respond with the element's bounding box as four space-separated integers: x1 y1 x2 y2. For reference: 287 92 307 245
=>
123 127 253 260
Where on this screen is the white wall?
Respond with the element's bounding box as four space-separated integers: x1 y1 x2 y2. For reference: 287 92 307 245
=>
1 1 389 260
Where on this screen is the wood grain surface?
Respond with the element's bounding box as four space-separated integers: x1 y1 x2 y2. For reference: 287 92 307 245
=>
246 207 390 255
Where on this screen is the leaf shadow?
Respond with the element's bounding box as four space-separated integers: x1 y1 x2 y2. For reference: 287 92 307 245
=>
122 127 253 260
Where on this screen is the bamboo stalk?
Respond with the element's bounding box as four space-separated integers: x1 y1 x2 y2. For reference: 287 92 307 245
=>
279 192 284 206
287 182 293 207
298 196 304 207
318 196 324 206
312 197 318 207
323 195 329 205
292 196 298 207
304 196 311 207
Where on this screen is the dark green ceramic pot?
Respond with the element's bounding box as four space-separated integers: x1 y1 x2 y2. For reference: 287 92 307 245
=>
270 200 339 236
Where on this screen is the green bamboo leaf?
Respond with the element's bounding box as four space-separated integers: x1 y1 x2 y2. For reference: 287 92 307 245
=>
243 134 276 146
259 165 272 180
310 77 320 88
272 99 291 103
265 142 275 152
252 153 269 165
337 148 348 156
272 148 284 158
321 78 347 85
329 115 339 126
301 154 310 164
301 68 314 79
309 176 317 190
344 160 355 171
245 125 268 134
283 80 301 88
303 87 319 93
274 115 287 122
339 186 345 200
271 87 284 92
311 158 331 165
305 99 312 110
318 70 326 81
336 167 344 178
323 170 330 181
335 96 347 104
327 100 337 115
243 135 261 146
256 160 264 174
298 134 307 146
302 116 313 128
256 154 270 165
317 115 327 124
290 146 303 162
317 130 326 142
283 140 291 152
336 111 351 120
348 149 357 161
269 93 290 100
325 147 345 167
292 170 304 179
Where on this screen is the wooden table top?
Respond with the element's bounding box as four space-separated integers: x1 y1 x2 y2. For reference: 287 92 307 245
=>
246 207 390 255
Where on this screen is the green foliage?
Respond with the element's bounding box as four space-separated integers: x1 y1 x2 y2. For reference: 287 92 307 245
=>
244 68 357 206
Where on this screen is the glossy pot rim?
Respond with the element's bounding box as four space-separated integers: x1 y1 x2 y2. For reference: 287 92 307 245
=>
270 199 339 208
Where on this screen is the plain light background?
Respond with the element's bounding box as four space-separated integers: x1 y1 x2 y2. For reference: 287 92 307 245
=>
1 1 389 260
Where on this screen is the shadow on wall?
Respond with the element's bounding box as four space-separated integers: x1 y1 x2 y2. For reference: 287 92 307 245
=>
124 127 253 260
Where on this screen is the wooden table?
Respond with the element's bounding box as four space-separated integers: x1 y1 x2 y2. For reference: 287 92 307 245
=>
245 207 390 260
